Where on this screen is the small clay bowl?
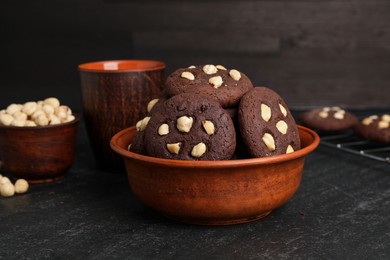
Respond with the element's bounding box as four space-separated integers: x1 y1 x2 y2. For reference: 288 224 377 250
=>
111 125 319 225
0 115 80 183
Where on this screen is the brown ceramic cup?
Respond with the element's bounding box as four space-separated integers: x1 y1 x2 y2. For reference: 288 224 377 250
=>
78 60 165 171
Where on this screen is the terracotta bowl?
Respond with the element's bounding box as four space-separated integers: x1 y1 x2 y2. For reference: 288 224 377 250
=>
0 115 80 183
111 125 320 225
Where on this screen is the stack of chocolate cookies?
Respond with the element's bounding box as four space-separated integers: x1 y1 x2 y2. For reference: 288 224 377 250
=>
129 64 301 160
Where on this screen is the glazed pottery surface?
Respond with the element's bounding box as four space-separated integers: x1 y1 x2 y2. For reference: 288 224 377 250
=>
79 60 165 171
111 125 320 225
0 116 80 183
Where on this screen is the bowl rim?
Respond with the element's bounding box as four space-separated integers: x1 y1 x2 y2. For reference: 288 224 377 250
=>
110 125 320 168
0 114 80 130
78 60 166 73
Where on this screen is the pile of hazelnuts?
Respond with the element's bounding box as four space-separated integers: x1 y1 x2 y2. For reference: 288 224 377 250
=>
0 97 75 127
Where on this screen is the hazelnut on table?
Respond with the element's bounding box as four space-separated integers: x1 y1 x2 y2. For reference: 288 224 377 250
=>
0 183 15 197
14 179 29 194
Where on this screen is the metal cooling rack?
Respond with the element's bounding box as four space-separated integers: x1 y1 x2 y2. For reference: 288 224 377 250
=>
319 130 390 163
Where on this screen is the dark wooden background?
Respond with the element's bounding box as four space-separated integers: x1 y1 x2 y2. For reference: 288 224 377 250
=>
1 0 389 110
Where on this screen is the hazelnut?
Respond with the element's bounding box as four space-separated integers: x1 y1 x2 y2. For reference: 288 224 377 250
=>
188 65 196 69
11 118 26 127
136 119 143 131
177 116 193 133
181 71 195 80
262 133 276 152
13 111 27 121
37 100 44 108
48 114 61 125
286 145 294 154
333 110 345 120
138 116 151 132
22 101 38 116
276 120 288 135
279 104 288 117
191 142 207 158
361 118 371 126
203 65 218 75
31 110 46 120
229 69 241 81
14 179 29 194
0 114 14 126
382 114 390 122
318 111 328 118
209 76 223 89
44 97 60 108
36 114 49 126
378 120 389 129
0 176 11 185
167 143 181 154
0 183 15 197
55 105 72 119
158 124 169 136
42 104 55 116
362 115 378 126
6 104 22 115
216 65 227 70
261 104 271 122
147 99 159 113
202 120 215 135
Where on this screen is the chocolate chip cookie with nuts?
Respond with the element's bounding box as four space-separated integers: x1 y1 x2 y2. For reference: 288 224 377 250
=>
354 114 390 143
143 93 236 160
238 87 301 157
165 64 254 108
299 106 358 131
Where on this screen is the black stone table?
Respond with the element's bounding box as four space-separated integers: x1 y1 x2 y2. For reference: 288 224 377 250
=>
1 113 389 259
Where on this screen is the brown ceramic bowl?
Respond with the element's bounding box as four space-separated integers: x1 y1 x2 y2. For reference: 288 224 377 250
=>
111 125 320 225
0 115 80 183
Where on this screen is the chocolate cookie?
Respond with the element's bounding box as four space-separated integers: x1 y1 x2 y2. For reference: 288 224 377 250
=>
129 97 167 155
238 87 301 157
300 107 358 131
144 93 236 160
165 64 253 108
354 114 390 143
